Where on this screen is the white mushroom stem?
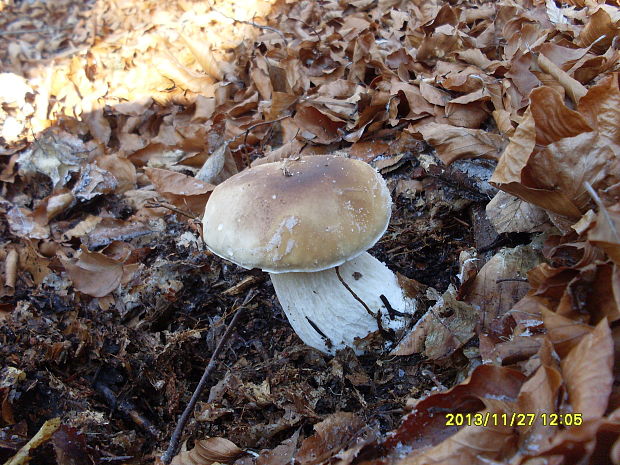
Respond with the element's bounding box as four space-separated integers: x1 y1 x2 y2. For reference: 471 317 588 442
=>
269 252 415 355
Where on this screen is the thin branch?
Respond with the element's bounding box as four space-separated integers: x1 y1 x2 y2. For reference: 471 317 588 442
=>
161 306 245 464
144 201 198 220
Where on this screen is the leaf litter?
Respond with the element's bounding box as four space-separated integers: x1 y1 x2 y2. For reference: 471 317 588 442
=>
0 0 619 464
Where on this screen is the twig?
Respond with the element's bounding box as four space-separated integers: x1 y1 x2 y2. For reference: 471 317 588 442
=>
238 114 291 147
145 201 198 220
161 308 245 464
94 382 159 437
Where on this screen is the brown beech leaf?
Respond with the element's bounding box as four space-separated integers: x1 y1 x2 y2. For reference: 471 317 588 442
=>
394 419 516 465
52 425 94 465
293 106 345 144
561 319 614 420
529 87 592 146
417 122 506 165
95 154 137 193
7 206 49 239
144 167 215 216
490 98 616 218
486 191 551 234
588 204 620 266
577 7 620 54
296 412 364 465
384 365 525 452
509 364 564 459
466 245 542 329
171 437 244 465
536 53 587 104
543 308 594 358
60 247 124 298
578 73 620 146
391 286 478 359
257 429 300 465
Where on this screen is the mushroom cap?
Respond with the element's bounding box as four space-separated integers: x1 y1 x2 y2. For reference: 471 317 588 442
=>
202 155 391 273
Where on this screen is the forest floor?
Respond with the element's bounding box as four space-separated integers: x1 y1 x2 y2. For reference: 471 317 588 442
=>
1 0 619 464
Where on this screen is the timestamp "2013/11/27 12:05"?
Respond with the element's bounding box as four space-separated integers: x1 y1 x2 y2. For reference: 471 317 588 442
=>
445 412 583 427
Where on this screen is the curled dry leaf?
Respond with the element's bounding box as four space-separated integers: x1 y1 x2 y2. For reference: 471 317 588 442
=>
491 76 620 219
171 438 244 465
296 412 365 465
195 143 238 185
390 285 478 359
17 130 92 188
384 365 525 453
60 247 124 298
561 319 614 420
144 167 215 216
588 202 620 266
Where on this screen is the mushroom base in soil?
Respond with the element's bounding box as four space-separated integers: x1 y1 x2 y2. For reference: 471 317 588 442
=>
270 252 415 355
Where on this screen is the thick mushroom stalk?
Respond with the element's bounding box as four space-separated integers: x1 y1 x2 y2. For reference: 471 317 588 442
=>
270 252 415 354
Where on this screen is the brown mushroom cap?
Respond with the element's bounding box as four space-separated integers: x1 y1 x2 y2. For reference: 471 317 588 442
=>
202 155 391 273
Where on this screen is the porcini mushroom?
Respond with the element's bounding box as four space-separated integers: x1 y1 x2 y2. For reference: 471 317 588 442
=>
202 155 415 354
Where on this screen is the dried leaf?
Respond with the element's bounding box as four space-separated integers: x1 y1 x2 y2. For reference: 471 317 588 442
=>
52 425 94 465
293 106 345 144
486 191 551 234
561 319 614 420
466 245 542 329
60 247 124 298
296 413 364 465
171 437 244 465
391 285 478 359
144 167 215 216
588 203 620 266
7 206 49 239
195 143 238 185
417 123 506 165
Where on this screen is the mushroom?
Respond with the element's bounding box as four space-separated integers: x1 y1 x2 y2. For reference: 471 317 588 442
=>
202 155 415 354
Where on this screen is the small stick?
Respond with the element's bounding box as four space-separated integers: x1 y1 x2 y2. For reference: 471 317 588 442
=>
161 308 244 464
144 201 198 220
